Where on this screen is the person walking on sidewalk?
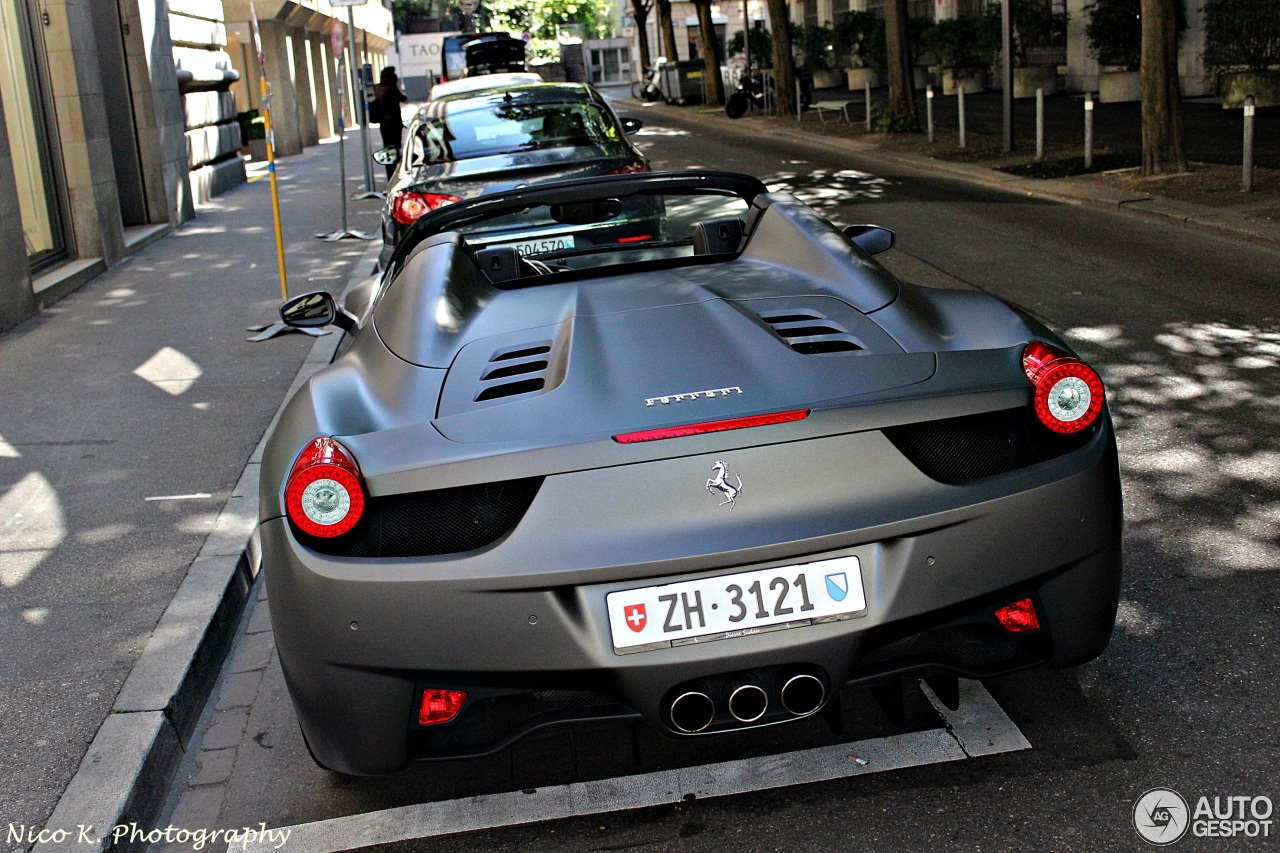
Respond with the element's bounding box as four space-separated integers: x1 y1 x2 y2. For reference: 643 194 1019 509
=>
373 67 409 178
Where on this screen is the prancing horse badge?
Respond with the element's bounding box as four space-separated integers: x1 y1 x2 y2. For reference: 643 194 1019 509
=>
706 460 742 511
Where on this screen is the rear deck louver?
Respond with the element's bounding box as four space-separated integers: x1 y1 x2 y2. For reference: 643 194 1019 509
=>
474 341 552 402
759 309 863 355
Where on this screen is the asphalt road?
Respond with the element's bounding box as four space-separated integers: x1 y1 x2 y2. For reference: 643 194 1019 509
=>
153 108 1280 853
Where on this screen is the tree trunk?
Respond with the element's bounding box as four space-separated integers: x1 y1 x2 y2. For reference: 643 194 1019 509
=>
1140 0 1187 175
632 0 652 74
765 0 795 116
695 0 725 104
656 0 679 63
884 0 918 129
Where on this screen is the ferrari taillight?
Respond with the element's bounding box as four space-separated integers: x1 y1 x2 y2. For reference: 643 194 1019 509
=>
1021 341 1105 434
994 597 1041 632
613 409 810 444
285 438 366 538
391 191 460 225
418 689 467 725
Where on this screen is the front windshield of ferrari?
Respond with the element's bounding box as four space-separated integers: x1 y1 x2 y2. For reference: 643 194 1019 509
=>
416 103 621 163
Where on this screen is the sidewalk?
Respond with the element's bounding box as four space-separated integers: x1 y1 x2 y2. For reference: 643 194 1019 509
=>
621 88 1280 250
0 133 384 851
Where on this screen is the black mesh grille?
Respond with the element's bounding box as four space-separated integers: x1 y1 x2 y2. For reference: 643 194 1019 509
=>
409 690 630 756
295 477 542 557
857 624 1032 671
883 407 1095 484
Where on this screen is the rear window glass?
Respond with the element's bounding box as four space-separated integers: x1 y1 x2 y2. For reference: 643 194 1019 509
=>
413 103 621 164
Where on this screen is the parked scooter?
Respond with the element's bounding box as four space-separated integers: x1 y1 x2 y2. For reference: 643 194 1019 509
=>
631 58 667 102
725 68 813 118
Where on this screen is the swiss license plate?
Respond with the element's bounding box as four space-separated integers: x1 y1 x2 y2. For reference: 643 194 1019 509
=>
492 235 573 257
606 555 865 653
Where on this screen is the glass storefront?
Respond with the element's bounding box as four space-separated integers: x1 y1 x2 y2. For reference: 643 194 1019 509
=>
1 0 66 267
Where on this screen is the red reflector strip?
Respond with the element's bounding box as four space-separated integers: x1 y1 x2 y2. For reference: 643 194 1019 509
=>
617 234 654 243
994 597 1041 633
418 689 467 725
613 409 810 444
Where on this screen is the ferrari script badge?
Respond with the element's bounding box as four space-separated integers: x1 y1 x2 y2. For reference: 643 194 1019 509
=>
706 460 742 511
646 386 743 407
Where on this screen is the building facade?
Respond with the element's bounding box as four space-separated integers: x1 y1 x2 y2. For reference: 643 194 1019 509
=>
0 0 392 335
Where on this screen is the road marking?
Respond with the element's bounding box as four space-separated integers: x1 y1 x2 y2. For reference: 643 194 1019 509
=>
236 679 1028 852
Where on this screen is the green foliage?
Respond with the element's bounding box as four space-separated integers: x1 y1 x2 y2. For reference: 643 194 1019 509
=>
833 11 880 68
1203 0 1280 72
793 24 837 72
986 0 1068 66
1083 0 1141 69
922 13 1000 71
237 110 265 141
727 27 774 64
477 0 613 40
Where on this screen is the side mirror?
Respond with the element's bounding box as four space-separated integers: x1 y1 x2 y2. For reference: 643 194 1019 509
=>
373 146 400 166
281 291 356 331
843 224 895 256
620 117 643 135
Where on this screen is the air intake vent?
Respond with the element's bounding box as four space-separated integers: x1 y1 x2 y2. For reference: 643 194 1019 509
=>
474 341 552 402
759 309 863 355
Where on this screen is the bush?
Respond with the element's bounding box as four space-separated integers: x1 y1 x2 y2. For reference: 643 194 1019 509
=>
1084 0 1182 71
922 13 1000 72
833 10 880 68
794 24 837 72
987 0 1068 65
237 110 265 142
1203 0 1280 72
727 27 774 65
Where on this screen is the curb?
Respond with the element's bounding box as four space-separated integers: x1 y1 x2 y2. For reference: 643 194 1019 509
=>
31 240 384 853
632 100 1280 252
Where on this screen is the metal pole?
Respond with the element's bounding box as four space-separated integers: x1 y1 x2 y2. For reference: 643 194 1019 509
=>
1084 92 1094 170
1001 0 1013 152
317 34 371 242
865 81 872 131
247 0 287 300
958 85 966 149
796 77 802 121
742 0 750 72
347 6 375 198
1035 87 1044 160
926 85 934 143
1243 95 1255 193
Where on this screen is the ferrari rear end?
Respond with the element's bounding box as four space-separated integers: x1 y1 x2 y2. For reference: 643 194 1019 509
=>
259 172 1122 775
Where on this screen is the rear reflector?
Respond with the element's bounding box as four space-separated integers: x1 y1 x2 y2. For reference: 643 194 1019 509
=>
617 234 654 243
994 598 1041 633
1021 341 1105 434
613 409 810 444
418 689 467 725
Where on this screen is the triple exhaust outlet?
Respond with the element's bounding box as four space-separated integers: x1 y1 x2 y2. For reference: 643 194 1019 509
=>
667 672 826 733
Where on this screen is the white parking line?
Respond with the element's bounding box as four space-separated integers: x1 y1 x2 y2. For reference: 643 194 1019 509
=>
236 679 1028 853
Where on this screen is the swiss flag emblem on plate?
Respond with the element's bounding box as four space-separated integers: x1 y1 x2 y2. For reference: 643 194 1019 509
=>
623 603 647 633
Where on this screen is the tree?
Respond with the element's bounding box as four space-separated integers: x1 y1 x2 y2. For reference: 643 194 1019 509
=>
883 0 919 128
656 0 679 62
1140 0 1187 174
630 0 654 73
693 0 725 104
765 0 796 115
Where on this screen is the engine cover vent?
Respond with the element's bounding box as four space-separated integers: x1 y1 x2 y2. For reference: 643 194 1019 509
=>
758 308 863 355
474 340 553 402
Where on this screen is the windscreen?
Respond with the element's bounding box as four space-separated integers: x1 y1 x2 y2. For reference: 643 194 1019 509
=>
414 102 622 164
455 189 753 274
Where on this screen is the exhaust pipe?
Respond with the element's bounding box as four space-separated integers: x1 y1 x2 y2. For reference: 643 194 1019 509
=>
669 691 715 733
726 683 768 723
779 673 826 716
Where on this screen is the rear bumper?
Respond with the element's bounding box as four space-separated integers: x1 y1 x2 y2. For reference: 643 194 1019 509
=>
262 418 1122 775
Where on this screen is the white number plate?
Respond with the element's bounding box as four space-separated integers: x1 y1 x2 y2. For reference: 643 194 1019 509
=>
606 556 865 653
492 236 573 257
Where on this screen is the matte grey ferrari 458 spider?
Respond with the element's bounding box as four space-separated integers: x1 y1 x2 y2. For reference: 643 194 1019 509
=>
260 171 1122 775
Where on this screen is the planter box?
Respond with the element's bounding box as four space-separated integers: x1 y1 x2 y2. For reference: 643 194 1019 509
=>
1220 70 1280 108
1013 65 1059 98
811 69 844 89
1099 70 1141 103
247 138 268 162
846 67 882 90
940 68 986 95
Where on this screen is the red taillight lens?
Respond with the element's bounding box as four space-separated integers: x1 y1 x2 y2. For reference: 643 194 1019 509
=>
284 438 366 538
1021 341 1105 434
391 191 461 225
613 409 810 444
617 234 654 243
418 689 467 725
994 597 1041 632
606 162 649 175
